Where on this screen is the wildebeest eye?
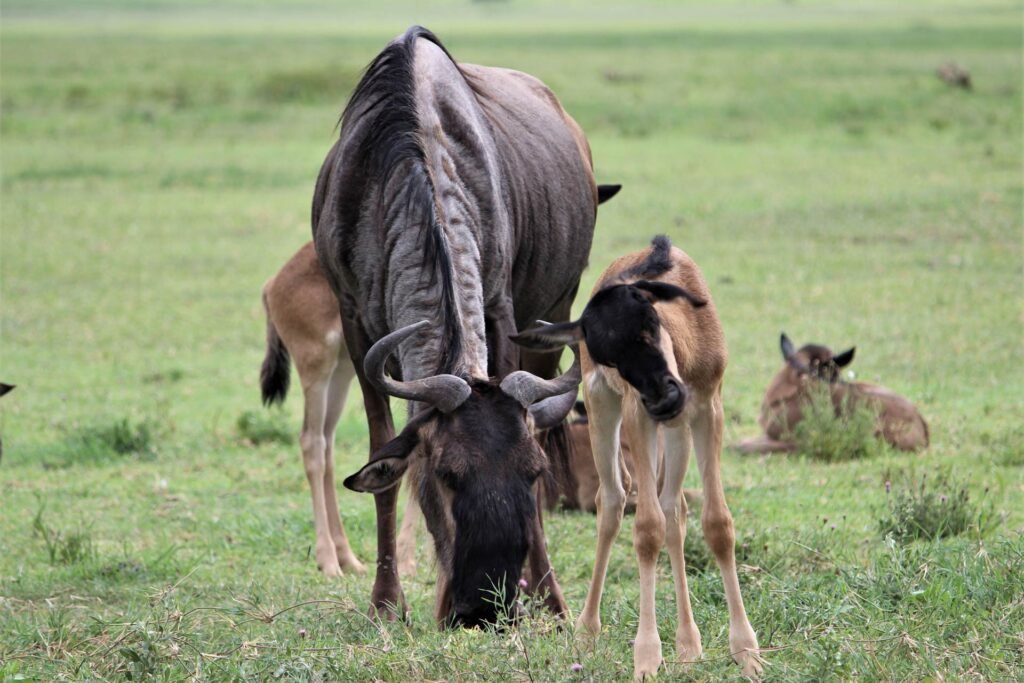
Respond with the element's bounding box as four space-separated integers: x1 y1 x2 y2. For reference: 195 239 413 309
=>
436 466 461 490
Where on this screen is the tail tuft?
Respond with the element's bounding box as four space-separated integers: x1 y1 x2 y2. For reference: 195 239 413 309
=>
260 295 291 406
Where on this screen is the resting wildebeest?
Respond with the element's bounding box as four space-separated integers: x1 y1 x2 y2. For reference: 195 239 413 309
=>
734 333 929 454
312 26 610 626
513 236 762 679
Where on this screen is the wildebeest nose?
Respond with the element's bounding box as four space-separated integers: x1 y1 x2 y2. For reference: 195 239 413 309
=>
642 377 685 421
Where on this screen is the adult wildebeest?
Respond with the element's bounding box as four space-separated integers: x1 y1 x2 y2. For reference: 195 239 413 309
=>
312 26 610 627
259 239 609 581
513 236 762 679
734 334 929 454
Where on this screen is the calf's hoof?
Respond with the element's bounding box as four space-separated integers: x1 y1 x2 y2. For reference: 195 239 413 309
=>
632 639 663 680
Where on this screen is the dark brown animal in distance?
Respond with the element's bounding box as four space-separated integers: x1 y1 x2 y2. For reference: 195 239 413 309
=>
313 26 616 627
734 333 929 455
512 236 762 679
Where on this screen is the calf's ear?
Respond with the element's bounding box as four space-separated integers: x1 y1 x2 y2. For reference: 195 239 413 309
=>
510 321 584 351
832 347 856 368
780 333 796 361
632 280 706 307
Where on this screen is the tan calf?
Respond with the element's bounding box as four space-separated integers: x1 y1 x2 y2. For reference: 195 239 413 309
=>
261 243 429 578
735 334 929 455
260 242 366 576
513 236 761 680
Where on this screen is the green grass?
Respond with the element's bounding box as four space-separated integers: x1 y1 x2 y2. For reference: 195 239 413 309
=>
1 1 1022 680
790 384 888 462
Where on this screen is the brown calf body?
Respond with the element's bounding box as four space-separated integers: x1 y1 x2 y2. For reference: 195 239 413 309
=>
511 237 762 679
737 338 929 454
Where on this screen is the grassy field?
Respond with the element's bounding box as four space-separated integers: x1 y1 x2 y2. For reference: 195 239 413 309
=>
1 1 1021 680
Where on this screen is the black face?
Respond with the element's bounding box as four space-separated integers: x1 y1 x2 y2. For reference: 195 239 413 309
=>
344 382 544 628
428 383 543 628
580 284 686 422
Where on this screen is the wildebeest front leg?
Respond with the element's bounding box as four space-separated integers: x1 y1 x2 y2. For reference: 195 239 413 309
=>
361 382 406 620
524 495 569 617
513 302 573 618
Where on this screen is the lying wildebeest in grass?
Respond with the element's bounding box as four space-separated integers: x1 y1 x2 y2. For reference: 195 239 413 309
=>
512 236 762 679
541 401 705 514
734 333 929 454
311 26 613 627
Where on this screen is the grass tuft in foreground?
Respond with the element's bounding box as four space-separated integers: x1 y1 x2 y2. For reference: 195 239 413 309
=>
878 469 999 542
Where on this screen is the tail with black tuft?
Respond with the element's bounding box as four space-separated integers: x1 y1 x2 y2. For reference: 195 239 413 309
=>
260 291 291 406
619 234 674 281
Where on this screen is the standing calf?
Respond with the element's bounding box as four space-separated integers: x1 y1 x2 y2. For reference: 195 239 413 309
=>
261 242 429 578
735 333 929 454
260 242 366 577
513 236 761 680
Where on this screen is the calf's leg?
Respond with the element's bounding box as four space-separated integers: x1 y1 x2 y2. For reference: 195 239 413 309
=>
321 358 365 574
624 410 664 680
300 375 342 577
660 423 703 662
692 391 762 678
576 377 626 636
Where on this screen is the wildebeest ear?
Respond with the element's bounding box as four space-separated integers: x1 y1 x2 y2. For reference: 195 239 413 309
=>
0 383 14 397
343 456 410 494
632 280 706 308
343 420 422 493
597 184 622 204
510 321 584 351
832 347 856 368
780 333 796 361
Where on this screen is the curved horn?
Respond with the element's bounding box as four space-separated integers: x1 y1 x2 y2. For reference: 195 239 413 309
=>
363 320 471 413
501 341 582 410
528 389 579 431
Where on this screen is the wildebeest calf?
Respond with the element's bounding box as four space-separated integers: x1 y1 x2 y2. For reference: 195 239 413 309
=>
513 236 762 680
735 333 929 454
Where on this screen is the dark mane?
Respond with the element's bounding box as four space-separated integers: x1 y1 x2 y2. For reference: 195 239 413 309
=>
338 26 463 374
617 234 674 281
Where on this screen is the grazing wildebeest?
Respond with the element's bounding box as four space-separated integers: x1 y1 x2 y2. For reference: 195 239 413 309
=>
313 26 610 626
512 236 762 679
734 334 929 454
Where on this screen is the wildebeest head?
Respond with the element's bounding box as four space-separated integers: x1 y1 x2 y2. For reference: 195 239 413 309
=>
343 321 579 628
510 280 706 422
780 332 855 383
